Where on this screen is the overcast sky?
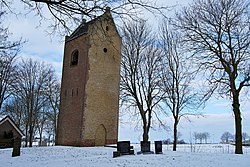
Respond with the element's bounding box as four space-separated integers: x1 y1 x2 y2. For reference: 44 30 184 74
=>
3 0 250 143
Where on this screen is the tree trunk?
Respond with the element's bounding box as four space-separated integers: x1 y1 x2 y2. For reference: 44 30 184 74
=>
28 110 33 147
39 131 42 146
0 95 3 111
39 122 44 146
25 124 28 147
29 125 33 147
232 94 243 154
53 107 57 143
140 104 149 142
173 120 178 151
143 124 149 142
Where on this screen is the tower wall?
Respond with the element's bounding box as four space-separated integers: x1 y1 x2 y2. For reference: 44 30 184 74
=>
56 10 121 147
56 35 90 146
81 18 121 145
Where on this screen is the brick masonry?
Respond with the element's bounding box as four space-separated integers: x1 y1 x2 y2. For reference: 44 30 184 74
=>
56 9 121 147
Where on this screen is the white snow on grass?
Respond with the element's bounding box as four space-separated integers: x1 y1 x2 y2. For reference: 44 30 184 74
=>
1 144 250 167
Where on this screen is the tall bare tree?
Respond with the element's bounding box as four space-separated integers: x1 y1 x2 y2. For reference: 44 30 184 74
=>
0 54 16 110
36 104 50 146
44 73 60 143
2 59 60 146
202 132 210 144
120 20 164 142
175 0 250 154
11 59 57 147
242 132 249 143
2 95 26 129
221 131 233 143
0 11 23 111
160 19 202 151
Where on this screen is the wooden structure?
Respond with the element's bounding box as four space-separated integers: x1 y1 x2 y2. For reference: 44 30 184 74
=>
0 116 24 148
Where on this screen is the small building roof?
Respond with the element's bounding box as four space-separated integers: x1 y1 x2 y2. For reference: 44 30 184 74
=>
0 116 24 137
0 115 5 120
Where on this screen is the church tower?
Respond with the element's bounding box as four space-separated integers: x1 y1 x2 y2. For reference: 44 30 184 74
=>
56 8 121 146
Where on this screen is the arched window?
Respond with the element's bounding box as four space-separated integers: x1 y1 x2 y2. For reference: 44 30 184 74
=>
71 49 79 66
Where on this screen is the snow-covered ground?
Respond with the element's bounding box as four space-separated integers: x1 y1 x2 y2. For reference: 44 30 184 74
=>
1 144 250 167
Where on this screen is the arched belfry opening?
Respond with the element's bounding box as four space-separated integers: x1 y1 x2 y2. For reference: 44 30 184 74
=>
70 49 79 66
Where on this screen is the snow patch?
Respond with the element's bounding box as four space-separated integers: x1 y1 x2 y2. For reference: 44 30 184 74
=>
1 144 250 167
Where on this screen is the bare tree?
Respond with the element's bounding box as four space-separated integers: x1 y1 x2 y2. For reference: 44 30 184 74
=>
36 105 50 146
175 0 250 154
0 54 16 110
120 20 164 142
0 11 23 111
44 74 60 143
193 132 204 144
1 0 168 34
160 19 202 151
202 132 210 144
193 132 199 144
242 132 249 143
11 59 57 147
193 132 210 144
2 95 26 129
221 131 233 144
198 133 203 144
2 59 60 146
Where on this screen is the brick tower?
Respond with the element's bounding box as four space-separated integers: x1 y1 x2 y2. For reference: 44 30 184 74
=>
56 8 121 146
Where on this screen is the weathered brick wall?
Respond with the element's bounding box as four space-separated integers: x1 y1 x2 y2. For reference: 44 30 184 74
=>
83 15 121 145
57 10 121 147
57 35 90 146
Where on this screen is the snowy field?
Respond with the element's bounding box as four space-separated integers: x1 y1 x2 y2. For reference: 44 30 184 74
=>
1 144 250 167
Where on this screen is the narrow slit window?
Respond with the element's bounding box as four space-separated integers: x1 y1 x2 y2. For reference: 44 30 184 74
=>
71 49 79 66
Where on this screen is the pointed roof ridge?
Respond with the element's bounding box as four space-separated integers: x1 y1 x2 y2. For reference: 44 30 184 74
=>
0 115 24 137
66 9 112 42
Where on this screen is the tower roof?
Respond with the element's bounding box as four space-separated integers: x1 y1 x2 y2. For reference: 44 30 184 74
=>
66 7 113 42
